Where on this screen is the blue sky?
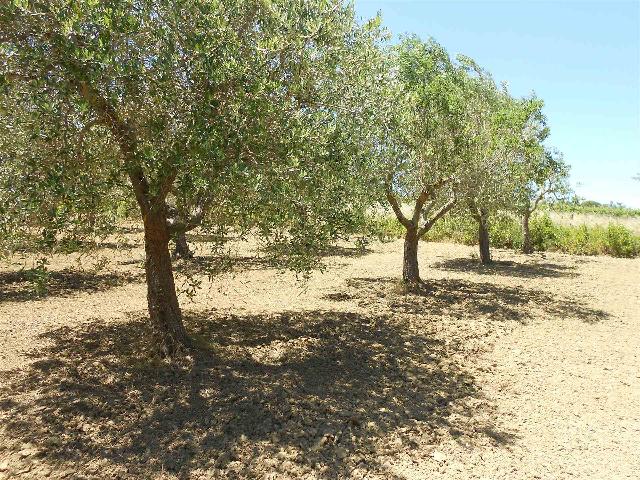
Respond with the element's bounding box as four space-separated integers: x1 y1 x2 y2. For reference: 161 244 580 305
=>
354 0 640 207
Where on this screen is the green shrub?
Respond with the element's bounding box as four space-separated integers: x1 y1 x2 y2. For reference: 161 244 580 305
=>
361 215 405 242
426 215 477 245
26 257 51 296
488 213 522 249
558 224 607 256
530 213 560 251
605 224 640 258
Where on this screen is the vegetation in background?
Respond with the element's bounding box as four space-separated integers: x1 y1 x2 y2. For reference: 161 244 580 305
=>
513 149 570 253
362 212 640 258
546 200 640 218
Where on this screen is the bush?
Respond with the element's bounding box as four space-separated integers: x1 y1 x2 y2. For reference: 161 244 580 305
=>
426 215 477 245
530 213 560 251
361 215 405 242
488 212 522 249
605 224 640 258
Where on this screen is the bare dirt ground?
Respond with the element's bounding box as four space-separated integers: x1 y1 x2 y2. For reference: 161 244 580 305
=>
0 232 638 479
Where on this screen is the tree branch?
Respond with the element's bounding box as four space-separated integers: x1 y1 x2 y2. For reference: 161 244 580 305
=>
73 79 151 214
418 195 457 238
385 186 412 230
166 196 216 234
412 191 429 225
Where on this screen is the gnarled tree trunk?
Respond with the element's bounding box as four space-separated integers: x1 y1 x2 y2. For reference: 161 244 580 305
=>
173 230 193 259
143 208 190 357
478 210 491 264
403 226 420 284
521 211 533 254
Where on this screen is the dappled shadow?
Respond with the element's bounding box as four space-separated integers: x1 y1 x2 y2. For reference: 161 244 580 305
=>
321 245 374 259
432 258 578 279
186 232 235 243
116 225 144 235
0 309 509 479
173 254 278 277
344 277 608 325
92 240 139 250
0 268 143 303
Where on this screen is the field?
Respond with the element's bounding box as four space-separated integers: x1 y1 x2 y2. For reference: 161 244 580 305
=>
548 211 640 234
1 231 639 479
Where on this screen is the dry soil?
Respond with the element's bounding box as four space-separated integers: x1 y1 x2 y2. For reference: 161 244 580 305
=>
0 233 638 479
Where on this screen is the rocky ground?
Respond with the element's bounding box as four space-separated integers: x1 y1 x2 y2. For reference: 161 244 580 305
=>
0 232 638 479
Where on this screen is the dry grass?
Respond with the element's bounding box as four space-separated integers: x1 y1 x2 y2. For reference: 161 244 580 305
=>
548 211 640 234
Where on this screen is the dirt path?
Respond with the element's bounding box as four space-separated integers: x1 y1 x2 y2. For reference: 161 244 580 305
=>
0 237 638 479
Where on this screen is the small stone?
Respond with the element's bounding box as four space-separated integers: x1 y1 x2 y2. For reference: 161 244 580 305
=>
0 460 9 472
18 448 36 459
335 447 347 460
431 450 447 463
16 464 32 475
39 467 52 477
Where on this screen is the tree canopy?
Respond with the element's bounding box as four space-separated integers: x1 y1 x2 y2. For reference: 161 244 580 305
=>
0 0 568 354
1 0 387 355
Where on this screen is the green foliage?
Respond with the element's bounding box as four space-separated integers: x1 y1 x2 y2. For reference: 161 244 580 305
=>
605 224 640 257
361 214 405 241
25 257 51 296
529 214 560 251
0 0 386 273
424 214 477 245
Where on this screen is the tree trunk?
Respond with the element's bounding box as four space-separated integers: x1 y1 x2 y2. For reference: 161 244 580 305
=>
402 227 421 284
143 208 190 357
173 230 193 259
521 212 533 254
478 211 491 264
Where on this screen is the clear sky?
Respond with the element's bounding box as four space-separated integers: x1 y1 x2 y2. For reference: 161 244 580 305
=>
354 0 640 207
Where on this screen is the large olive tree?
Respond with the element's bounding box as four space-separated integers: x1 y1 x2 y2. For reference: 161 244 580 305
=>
0 0 384 356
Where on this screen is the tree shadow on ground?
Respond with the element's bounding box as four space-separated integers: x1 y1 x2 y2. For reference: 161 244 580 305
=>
173 254 278 277
0 268 143 303
320 245 374 259
432 257 578 279
173 244 373 278
0 310 510 479
344 277 608 325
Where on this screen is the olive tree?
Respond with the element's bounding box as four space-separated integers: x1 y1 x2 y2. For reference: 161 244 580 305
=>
380 37 473 285
458 67 548 264
0 0 384 356
515 148 570 253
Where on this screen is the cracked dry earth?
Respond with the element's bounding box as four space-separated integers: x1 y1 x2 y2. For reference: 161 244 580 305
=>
0 234 638 479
